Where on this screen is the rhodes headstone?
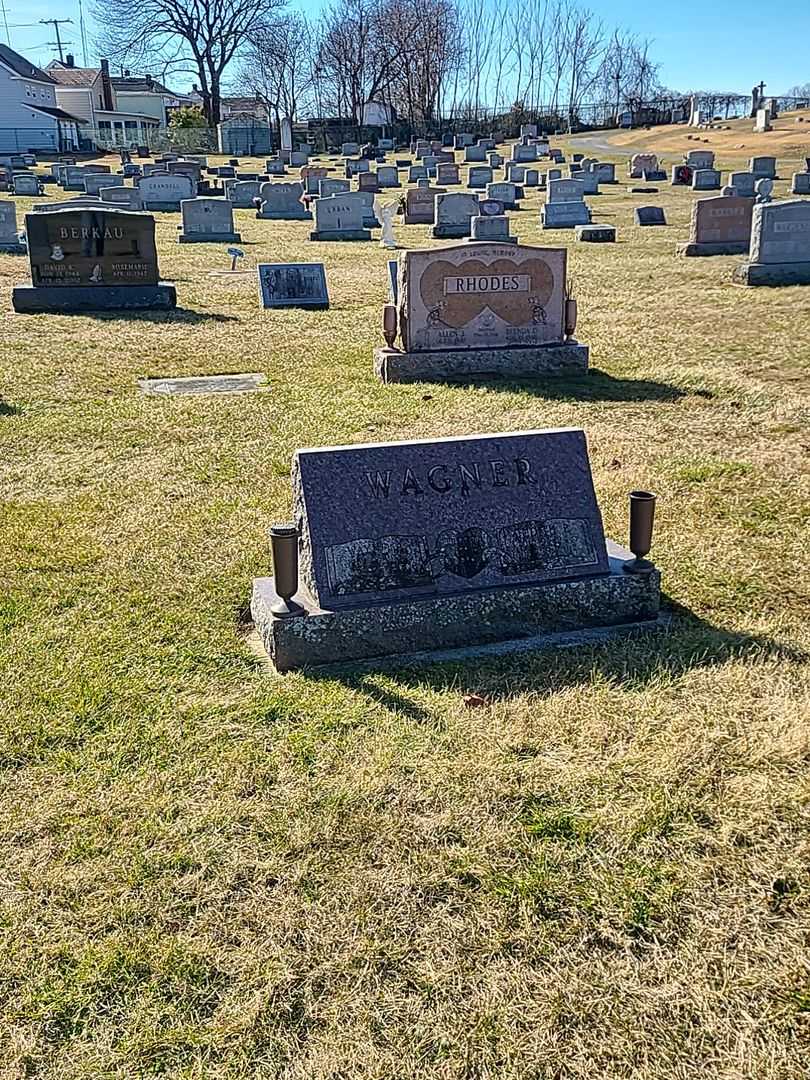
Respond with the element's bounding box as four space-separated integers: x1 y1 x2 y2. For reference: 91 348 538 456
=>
256 182 311 220
257 263 329 309
678 195 754 256
249 426 661 670
432 192 480 238
634 206 667 226
0 200 26 253
374 242 588 382
734 199 810 285
12 207 176 312
310 193 371 241
178 198 241 243
138 173 195 211
542 178 589 229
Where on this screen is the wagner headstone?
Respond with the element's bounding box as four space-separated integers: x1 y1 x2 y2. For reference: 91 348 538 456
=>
734 199 810 285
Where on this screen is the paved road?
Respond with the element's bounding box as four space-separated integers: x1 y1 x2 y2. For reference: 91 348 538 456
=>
568 132 644 157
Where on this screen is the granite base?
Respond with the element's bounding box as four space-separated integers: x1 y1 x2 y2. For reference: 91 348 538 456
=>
12 282 177 313
178 231 242 243
432 224 473 238
576 224 616 242
309 229 372 241
142 202 182 212
0 241 27 254
374 341 589 383
733 261 810 286
251 540 661 672
256 210 312 220
678 241 749 256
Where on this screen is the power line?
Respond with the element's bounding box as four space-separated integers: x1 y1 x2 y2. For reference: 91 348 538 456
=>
1 0 12 44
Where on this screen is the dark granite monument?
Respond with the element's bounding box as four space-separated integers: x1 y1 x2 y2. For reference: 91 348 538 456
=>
251 428 662 670
12 208 176 313
374 242 588 383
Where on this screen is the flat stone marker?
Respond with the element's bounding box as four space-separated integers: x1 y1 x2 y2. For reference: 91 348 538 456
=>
139 373 267 395
575 224 616 242
294 428 610 611
257 263 328 308
13 207 176 313
734 199 810 285
634 206 667 226
678 195 754 256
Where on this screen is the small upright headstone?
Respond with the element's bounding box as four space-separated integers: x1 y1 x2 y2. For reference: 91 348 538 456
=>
486 182 518 209
255 182 311 220
310 193 371 241
12 173 42 196
404 185 444 225
257 263 329 309
750 156 777 179
634 206 667 226
319 178 350 198
0 200 26 253
178 198 241 243
728 171 756 198
432 192 480 238
436 163 460 186
469 214 515 244
376 166 400 189
792 173 810 195
100 186 144 210
542 179 589 229
467 166 493 189
692 169 722 191
138 173 195 211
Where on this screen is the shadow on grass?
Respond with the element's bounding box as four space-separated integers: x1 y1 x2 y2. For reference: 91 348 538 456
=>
79 308 239 325
0 399 21 416
436 368 687 402
307 598 807 723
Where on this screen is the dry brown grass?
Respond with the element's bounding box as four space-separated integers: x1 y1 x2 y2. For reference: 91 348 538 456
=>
0 143 809 1080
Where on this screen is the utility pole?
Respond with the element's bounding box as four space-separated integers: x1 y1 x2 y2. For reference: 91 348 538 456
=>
39 18 73 62
0 0 10 46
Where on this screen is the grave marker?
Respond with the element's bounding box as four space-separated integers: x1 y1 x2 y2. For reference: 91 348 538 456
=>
734 199 810 285
257 263 329 308
178 198 241 243
678 195 754 256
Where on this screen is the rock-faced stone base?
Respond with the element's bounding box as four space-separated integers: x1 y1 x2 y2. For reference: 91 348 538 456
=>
251 541 661 672
373 341 589 383
12 282 177 313
0 241 27 255
576 224 616 242
309 229 371 241
677 241 750 257
178 231 242 244
733 261 810 286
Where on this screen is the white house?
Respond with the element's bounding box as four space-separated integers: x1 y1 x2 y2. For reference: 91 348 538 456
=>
47 57 162 148
112 74 195 126
0 43 83 153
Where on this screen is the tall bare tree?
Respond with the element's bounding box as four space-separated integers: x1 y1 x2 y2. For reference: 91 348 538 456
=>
93 0 286 124
238 12 317 133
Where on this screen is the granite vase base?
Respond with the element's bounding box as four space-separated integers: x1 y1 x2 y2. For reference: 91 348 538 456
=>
251 541 661 672
373 341 589 384
733 261 810 286
12 282 177 313
309 229 372 241
432 225 473 238
677 241 749 256
0 242 27 254
178 231 242 244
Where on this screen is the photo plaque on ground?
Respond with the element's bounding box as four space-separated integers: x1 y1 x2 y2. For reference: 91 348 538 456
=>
257 263 329 309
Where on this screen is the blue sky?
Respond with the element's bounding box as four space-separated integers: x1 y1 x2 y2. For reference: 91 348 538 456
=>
2 0 808 95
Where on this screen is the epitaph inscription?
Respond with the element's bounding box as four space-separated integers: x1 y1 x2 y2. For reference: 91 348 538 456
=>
293 428 609 609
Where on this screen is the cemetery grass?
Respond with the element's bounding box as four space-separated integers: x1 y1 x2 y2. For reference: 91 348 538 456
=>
1 155 809 1080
